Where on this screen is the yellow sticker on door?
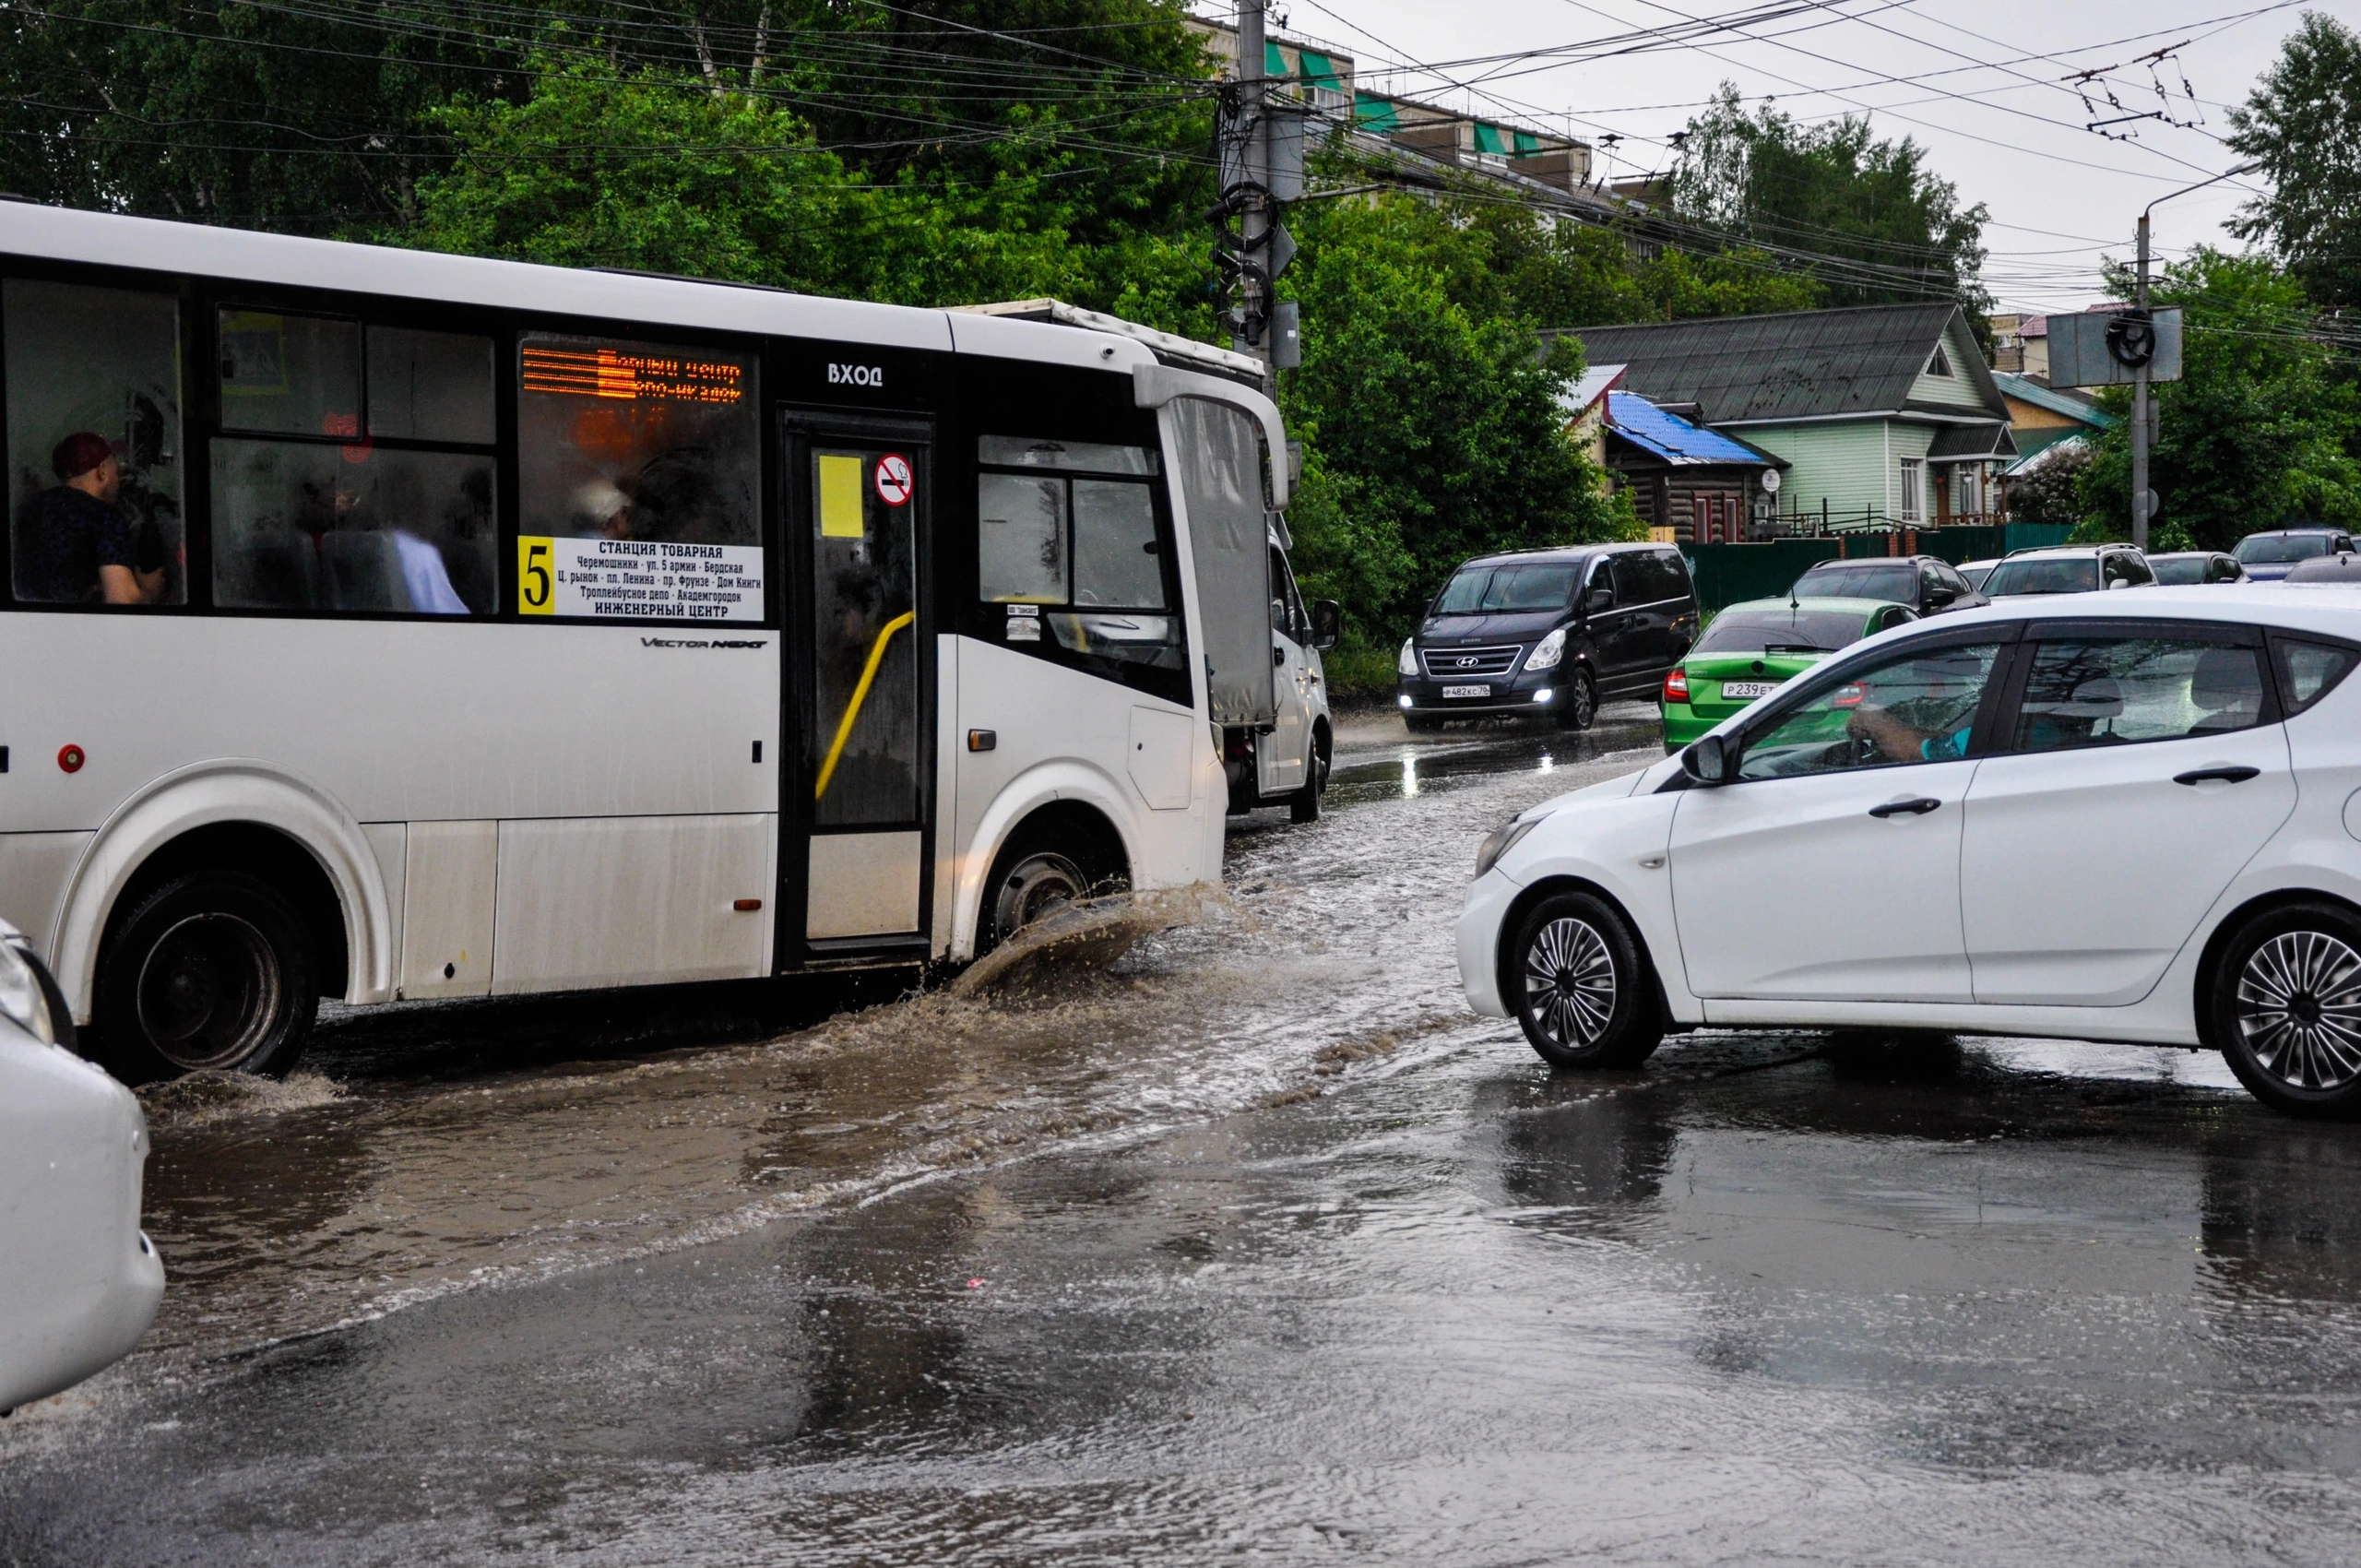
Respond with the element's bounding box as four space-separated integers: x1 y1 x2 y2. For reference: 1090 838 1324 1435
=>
818 454 866 539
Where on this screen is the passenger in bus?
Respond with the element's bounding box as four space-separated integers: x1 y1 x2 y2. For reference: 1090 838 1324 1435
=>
15 433 165 604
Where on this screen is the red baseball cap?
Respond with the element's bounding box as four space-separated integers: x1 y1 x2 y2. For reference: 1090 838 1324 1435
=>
52 432 114 481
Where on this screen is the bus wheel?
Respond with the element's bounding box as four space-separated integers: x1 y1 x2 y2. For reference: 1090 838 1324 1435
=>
95 871 317 1083
981 848 1090 956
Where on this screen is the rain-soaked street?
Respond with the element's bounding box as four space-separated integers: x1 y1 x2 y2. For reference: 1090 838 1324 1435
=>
12 707 2361 1565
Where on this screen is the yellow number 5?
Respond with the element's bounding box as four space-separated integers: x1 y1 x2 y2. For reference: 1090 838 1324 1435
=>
518 537 553 614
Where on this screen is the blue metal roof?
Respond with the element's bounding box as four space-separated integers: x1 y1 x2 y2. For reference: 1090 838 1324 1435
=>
1605 392 1774 467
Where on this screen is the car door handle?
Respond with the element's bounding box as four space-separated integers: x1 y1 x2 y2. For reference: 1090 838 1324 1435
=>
2174 766 2260 786
1868 796 1942 818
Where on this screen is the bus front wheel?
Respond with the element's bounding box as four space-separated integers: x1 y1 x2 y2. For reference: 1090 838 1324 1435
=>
95 871 318 1083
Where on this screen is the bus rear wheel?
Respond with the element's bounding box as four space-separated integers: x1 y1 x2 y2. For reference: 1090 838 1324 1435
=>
95 871 317 1083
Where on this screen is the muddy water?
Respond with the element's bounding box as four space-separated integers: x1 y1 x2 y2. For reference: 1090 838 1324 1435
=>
115 708 1665 1371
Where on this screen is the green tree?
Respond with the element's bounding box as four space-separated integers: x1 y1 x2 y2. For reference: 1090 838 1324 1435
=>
1670 85 1990 329
2228 12 2361 311
1279 195 1623 644
2075 248 2361 548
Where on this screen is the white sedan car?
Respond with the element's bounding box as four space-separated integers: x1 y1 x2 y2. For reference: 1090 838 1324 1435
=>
1459 588 2361 1117
1 924 164 1412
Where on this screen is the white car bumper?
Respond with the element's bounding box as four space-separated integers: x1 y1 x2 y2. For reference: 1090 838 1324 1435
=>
0 1038 164 1411
1457 868 1524 1019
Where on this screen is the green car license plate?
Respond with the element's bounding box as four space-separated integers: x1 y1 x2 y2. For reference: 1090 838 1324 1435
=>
1719 680 1779 699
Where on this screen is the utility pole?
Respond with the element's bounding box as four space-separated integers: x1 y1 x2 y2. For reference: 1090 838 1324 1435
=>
2132 211 2151 552
1212 0 1301 389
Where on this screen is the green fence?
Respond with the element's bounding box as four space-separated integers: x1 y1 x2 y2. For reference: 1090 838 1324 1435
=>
1683 524 2074 614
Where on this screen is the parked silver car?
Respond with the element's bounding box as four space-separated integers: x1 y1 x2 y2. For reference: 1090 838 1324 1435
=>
1980 544 2154 597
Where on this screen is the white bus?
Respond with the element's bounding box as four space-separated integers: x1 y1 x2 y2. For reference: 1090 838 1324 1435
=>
0 203 1335 1082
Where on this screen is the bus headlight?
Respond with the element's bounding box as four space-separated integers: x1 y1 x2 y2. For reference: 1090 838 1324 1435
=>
1525 627 1566 671
1398 638 1418 677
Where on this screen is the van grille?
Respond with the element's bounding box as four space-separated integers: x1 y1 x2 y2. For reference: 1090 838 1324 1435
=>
1419 645 1523 680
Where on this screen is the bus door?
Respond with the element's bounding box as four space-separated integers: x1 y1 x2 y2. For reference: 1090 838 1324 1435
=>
779 411 934 962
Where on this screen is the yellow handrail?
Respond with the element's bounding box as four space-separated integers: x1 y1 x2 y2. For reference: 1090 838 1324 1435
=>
813 610 916 801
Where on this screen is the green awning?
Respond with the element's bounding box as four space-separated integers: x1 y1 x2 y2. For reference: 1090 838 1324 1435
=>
1513 130 1541 156
1264 40 1287 77
1354 92 1399 132
1299 48 1339 89
1473 123 1506 155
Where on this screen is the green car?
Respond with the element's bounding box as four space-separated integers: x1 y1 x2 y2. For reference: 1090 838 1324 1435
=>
1660 596 1919 752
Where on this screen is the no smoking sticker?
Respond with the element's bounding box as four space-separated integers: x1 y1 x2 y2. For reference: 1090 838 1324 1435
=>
873 453 913 507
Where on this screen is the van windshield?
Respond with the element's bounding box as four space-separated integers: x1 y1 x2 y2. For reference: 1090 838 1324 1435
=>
1433 562 1579 614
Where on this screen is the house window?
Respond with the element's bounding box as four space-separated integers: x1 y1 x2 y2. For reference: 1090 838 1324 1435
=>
1956 465 1982 517
1927 346 1953 377
1899 457 1925 522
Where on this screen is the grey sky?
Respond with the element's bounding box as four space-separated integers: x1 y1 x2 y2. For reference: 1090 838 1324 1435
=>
1241 0 2330 312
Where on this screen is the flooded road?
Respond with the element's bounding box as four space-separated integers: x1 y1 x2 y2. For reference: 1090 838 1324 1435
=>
14 705 2361 1564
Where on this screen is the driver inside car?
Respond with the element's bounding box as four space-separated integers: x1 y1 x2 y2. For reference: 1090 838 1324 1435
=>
1844 652 1986 764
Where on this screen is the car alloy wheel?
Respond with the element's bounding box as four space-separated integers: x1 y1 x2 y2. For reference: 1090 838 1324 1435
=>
2236 929 2361 1092
1555 670 1596 731
1525 916 1616 1049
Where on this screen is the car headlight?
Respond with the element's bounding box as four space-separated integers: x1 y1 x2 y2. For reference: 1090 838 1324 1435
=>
1525 627 1566 672
1398 638 1418 677
1474 815 1544 880
0 938 59 1046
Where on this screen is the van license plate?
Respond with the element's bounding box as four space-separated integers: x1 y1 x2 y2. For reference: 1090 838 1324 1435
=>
1442 684 1490 700
1720 681 1778 699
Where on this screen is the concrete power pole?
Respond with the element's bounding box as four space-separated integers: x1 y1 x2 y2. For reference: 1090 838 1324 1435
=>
1237 0 1267 373
2132 212 2151 552
1215 0 1300 388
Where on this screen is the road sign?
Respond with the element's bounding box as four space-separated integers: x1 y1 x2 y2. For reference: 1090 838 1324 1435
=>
873 453 913 507
2047 307 2183 387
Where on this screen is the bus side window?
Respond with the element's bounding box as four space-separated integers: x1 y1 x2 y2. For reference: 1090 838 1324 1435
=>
978 470 1066 603
4 278 185 606
211 310 497 616
976 435 1178 678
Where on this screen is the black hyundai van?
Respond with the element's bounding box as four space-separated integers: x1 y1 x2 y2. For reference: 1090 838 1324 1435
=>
1396 543 1698 732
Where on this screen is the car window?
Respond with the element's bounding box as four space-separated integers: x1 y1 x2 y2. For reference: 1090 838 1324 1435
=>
1797 563 1915 604
1611 552 1686 605
2273 639 2361 715
1692 607 1882 655
2235 534 2331 564
1433 562 1580 614
1736 640 2004 780
2149 556 2203 586
2214 557 2243 582
1984 556 2097 596
2011 637 2265 752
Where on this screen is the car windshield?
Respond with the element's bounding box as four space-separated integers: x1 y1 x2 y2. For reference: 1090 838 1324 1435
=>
1691 609 1872 656
1960 564 1995 589
1984 556 2099 595
1794 564 1914 604
2235 534 2332 564
2148 555 2209 585
1431 562 1579 614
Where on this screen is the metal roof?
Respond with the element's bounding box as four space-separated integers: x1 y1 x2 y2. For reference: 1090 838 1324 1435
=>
1605 392 1777 467
1563 303 2011 425
1992 371 2118 429
1560 362 1626 417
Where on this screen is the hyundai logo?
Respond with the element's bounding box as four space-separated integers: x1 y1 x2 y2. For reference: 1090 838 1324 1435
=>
1455 657 1478 668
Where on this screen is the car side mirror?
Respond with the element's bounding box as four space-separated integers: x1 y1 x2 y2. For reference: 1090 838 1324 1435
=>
1309 599 1342 649
1681 734 1736 787
2108 576 2131 590
1584 586 1613 615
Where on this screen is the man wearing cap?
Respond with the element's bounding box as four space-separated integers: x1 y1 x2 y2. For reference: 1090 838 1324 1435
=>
15 432 164 604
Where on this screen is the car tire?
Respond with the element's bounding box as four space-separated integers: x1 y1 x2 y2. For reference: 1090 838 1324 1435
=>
1509 890 1663 1071
2213 901 2361 1118
93 871 317 1084
1404 713 1442 734
1287 729 1330 824
1553 670 1597 732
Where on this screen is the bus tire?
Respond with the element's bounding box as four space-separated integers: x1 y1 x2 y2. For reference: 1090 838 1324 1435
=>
94 870 318 1083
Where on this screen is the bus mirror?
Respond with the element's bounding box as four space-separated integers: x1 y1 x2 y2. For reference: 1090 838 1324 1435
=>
1310 600 1342 650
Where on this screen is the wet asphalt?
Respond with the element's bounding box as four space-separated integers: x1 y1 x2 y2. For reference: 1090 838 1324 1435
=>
10 706 2361 1564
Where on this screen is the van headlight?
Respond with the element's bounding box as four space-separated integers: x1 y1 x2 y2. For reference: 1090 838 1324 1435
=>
1525 627 1566 672
1475 815 1543 879
1398 638 1418 677
0 938 59 1046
